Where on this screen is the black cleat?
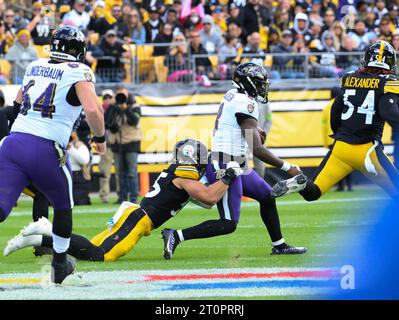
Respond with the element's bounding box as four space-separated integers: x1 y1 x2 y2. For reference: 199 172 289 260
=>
51 257 76 284
271 174 308 198
271 243 308 255
161 228 179 260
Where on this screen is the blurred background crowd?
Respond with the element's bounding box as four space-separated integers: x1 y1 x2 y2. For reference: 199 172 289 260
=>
3 0 399 204
2 0 399 84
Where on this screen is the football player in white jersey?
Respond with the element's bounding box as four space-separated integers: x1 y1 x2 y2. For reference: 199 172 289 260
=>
0 25 105 284
162 63 307 258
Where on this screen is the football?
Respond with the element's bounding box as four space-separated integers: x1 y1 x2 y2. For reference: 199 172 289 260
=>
258 127 266 145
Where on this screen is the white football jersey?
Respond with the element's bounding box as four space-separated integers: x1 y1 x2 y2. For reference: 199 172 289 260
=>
11 58 95 147
212 89 259 156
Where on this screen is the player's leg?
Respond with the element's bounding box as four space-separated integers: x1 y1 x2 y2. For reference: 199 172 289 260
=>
0 136 30 222
23 185 49 221
23 184 51 256
91 207 152 261
162 162 242 259
4 231 105 261
364 144 399 198
272 142 354 200
28 141 75 284
301 143 354 201
0 168 28 222
242 169 307 254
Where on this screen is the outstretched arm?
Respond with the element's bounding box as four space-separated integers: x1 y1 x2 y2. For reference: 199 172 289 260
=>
240 117 301 176
173 162 241 205
174 178 229 206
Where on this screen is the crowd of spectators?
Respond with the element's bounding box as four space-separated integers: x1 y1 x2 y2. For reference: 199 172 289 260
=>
2 0 399 83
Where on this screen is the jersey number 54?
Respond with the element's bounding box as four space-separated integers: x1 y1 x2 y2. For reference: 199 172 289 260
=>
342 89 375 125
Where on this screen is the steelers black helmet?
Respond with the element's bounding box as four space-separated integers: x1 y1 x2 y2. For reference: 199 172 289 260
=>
50 25 87 63
361 40 397 72
232 62 270 103
173 139 208 174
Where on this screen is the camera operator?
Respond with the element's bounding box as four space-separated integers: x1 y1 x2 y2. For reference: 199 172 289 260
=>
105 85 141 204
67 131 92 205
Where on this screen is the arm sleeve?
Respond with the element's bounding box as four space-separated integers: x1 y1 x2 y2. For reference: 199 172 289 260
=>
330 92 344 134
174 165 200 180
379 93 399 127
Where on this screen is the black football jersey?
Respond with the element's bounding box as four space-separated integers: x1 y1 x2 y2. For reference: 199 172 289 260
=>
331 71 399 144
140 164 200 228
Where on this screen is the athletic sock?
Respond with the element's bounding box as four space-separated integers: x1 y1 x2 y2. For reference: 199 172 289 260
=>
181 219 236 241
260 195 283 243
52 234 70 253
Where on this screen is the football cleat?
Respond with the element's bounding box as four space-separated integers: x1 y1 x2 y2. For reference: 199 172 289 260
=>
3 234 42 256
51 257 76 285
161 228 179 260
271 174 308 198
271 244 308 255
22 217 52 237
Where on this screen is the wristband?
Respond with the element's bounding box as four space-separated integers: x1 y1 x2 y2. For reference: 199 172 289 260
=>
280 161 291 172
91 135 106 143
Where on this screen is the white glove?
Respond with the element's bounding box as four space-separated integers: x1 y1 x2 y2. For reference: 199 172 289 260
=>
226 161 243 177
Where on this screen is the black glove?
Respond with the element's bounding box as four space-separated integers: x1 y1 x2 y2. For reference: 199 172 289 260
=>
221 167 238 185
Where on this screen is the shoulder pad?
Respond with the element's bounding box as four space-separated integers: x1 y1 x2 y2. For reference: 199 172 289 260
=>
174 165 200 180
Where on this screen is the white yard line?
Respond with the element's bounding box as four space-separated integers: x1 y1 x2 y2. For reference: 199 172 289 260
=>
10 196 388 217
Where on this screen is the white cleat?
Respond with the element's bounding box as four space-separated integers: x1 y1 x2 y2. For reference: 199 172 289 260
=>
3 234 42 256
22 217 52 237
271 174 308 198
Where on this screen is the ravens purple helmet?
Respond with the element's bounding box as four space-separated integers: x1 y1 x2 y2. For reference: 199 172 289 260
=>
233 62 270 103
49 25 87 63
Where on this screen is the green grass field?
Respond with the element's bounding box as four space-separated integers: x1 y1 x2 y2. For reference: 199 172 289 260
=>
0 187 387 299
0 187 386 272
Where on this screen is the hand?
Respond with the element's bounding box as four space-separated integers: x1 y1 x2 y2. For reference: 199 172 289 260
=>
92 142 106 155
287 165 302 177
221 161 243 185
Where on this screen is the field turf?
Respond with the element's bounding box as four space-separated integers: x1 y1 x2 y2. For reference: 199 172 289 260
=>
0 187 385 274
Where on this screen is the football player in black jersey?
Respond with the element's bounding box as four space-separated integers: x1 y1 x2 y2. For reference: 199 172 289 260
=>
271 40 399 200
3 139 242 261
